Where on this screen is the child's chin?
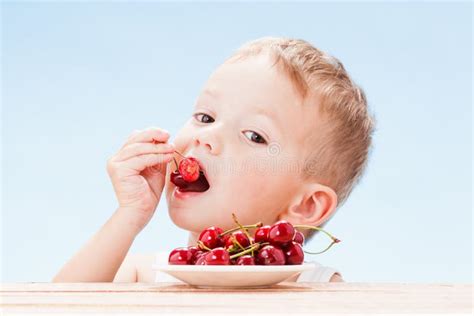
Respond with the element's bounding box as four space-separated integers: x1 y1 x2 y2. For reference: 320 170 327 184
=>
168 205 209 232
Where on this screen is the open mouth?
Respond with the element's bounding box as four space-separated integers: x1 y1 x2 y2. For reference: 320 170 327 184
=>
170 170 210 192
170 157 210 193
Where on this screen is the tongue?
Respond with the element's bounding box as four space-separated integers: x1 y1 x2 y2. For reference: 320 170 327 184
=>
171 171 210 192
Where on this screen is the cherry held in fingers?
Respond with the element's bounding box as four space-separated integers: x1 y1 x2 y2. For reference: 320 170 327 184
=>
178 157 200 182
170 170 209 192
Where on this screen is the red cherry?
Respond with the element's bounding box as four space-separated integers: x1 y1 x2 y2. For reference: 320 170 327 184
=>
235 255 256 265
256 245 286 265
204 247 230 265
168 247 193 265
198 227 224 249
284 241 304 265
224 231 251 252
268 220 295 245
187 246 199 256
254 225 271 243
224 236 235 252
231 231 251 248
194 253 207 265
222 234 231 245
170 170 210 192
187 246 203 264
293 231 305 245
178 157 200 182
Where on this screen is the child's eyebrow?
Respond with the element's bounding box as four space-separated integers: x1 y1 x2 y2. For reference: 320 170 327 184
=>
254 104 274 119
254 104 280 125
202 88 218 98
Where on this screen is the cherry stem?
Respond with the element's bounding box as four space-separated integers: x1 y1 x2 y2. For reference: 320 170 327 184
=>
197 240 212 251
293 224 341 255
293 225 340 243
303 240 339 255
172 157 179 170
229 242 265 260
231 213 255 254
219 222 263 237
233 237 245 251
174 150 186 158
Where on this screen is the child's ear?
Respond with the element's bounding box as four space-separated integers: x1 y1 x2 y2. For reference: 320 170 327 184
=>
280 183 338 226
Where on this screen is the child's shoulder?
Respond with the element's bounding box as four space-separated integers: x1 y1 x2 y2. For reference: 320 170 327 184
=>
115 253 156 283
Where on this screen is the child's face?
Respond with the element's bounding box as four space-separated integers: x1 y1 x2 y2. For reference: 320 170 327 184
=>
165 54 319 233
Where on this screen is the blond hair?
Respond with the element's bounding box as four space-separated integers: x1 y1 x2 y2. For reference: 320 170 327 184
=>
228 37 375 226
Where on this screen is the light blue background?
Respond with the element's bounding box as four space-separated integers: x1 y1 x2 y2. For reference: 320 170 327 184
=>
2 2 472 282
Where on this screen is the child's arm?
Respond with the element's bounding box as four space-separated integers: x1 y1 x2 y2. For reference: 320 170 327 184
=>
53 128 174 282
52 209 140 282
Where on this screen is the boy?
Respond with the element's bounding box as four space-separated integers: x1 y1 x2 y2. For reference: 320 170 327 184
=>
53 37 374 283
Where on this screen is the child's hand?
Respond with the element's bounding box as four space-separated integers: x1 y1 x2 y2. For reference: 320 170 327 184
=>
107 128 175 231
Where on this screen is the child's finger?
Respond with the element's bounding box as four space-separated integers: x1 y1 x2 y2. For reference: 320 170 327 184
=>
119 153 174 172
122 127 170 148
142 165 168 198
115 142 175 162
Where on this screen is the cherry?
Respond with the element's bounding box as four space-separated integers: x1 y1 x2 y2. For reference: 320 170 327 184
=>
170 170 210 192
284 241 304 265
224 231 252 252
231 231 251 248
293 231 305 245
235 255 256 265
222 234 231 246
198 227 224 249
187 246 199 256
268 220 295 245
204 247 230 265
222 234 234 249
195 253 207 265
254 225 271 243
256 245 286 265
179 157 200 182
224 236 236 252
168 247 193 265
187 246 203 264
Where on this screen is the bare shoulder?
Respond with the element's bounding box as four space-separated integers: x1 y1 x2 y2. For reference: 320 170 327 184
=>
329 273 344 282
133 253 157 282
113 253 137 282
114 253 156 283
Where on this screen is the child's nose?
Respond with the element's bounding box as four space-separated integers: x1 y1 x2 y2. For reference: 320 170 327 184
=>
193 135 220 155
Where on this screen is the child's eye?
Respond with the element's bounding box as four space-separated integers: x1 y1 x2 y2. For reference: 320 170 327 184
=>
243 130 267 144
194 113 215 123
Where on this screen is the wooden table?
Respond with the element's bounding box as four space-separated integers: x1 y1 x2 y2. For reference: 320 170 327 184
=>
1 282 472 314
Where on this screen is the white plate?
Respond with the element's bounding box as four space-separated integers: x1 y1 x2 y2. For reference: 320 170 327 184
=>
152 263 315 288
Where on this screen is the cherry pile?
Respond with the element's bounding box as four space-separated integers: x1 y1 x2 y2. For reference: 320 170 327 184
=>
168 214 340 266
